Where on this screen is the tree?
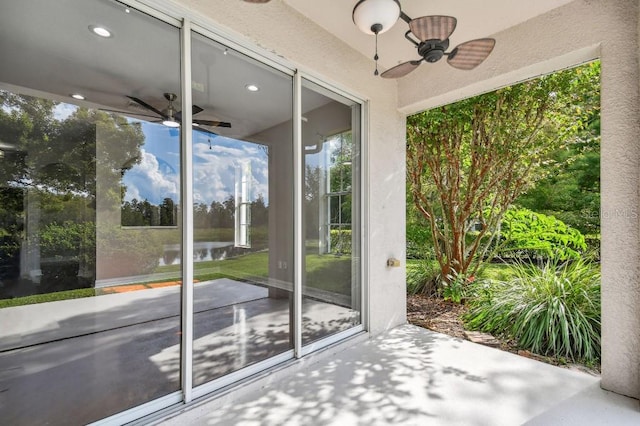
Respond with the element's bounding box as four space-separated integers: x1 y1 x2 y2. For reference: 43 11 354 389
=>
0 90 146 291
407 62 599 283
516 66 601 236
159 197 176 226
251 194 268 227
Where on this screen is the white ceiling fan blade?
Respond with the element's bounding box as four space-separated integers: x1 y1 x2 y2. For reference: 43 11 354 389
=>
409 16 457 42
447 38 496 70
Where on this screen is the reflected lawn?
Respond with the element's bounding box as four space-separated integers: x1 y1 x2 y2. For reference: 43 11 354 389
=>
0 251 353 308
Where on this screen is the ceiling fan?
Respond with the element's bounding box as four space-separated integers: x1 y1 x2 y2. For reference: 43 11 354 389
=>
126 92 232 131
352 0 495 78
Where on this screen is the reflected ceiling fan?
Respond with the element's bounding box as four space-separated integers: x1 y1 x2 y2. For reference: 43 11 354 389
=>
352 0 495 78
126 92 232 131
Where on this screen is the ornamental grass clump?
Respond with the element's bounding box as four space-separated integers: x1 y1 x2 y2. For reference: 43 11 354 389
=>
465 258 601 362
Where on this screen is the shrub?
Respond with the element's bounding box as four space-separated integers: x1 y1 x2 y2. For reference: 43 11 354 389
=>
464 258 601 362
406 222 433 259
498 208 587 260
329 229 351 255
406 259 439 295
441 271 474 303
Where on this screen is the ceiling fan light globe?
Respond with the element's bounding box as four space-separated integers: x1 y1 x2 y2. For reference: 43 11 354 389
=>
353 0 401 35
162 120 180 128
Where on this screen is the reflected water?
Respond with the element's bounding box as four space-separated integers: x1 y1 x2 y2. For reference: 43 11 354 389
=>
160 241 235 266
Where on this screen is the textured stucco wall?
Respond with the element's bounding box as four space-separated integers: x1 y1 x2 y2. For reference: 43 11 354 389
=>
398 0 640 399
163 0 407 335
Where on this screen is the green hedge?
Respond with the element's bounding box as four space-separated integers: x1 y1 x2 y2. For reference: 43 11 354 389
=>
330 229 351 255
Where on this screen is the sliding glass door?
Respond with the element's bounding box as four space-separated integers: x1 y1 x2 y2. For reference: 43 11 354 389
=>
0 1 362 424
0 1 183 424
300 79 362 346
189 32 294 386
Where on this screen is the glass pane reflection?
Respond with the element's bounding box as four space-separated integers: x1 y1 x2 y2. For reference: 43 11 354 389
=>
0 1 182 423
301 79 361 345
190 32 294 386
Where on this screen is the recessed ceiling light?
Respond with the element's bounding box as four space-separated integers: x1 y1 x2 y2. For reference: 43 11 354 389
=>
70 94 85 100
245 84 260 92
89 25 112 38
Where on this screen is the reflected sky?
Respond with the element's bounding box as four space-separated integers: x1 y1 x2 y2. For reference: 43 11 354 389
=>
123 125 269 206
54 102 269 206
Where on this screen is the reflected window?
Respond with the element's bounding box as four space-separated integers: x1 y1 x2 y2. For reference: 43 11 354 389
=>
235 160 252 248
323 131 352 255
301 79 361 346
120 124 180 227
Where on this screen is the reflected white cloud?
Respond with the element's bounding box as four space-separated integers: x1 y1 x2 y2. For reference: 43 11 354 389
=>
123 148 179 204
122 133 269 206
193 137 269 206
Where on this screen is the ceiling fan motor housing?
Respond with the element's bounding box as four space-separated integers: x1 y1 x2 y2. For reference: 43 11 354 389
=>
418 39 449 63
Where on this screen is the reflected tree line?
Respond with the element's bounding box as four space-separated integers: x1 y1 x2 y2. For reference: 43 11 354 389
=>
121 194 271 229
193 194 268 229
122 197 177 227
0 91 146 298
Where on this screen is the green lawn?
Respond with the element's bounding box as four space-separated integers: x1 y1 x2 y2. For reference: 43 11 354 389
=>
1 250 353 308
305 254 352 295
0 288 96 309
476 263 518 281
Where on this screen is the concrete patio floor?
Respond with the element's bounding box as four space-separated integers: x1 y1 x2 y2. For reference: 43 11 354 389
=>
159 324 639 426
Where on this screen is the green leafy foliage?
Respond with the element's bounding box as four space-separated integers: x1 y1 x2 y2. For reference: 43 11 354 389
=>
39 221 95 262
499 207 587 260
406 62 600 283
329 229 352 255
406 259 440 295
517 62 601 236
406 221 434 259
465 259 601 362
440 272 469 303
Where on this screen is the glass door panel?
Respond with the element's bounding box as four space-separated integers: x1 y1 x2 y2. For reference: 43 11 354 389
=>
0 1 183 424
190 32 294 386
301 79 362 345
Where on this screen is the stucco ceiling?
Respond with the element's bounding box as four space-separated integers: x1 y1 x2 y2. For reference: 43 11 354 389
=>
0 0 575 139
283 0 574 72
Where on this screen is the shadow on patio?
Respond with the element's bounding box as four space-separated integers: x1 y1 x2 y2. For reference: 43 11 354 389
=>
160 325 639 426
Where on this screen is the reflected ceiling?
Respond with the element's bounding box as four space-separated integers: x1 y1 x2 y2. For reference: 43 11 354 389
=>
0 0 308 139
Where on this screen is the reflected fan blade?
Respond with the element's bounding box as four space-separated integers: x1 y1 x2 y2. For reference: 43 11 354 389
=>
447 38 496 70
194 127 219 137
194 119 232 128
100 108 158 119
381 61 421 79
409 16 457 42
175 105 204 121
126 96 166 118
